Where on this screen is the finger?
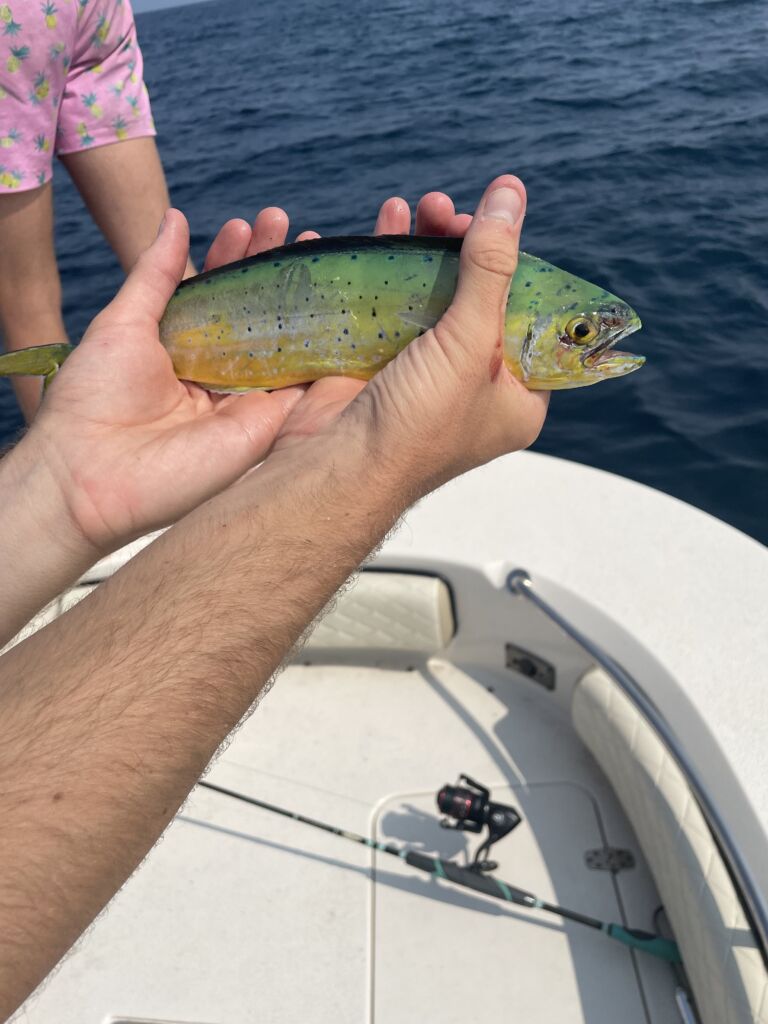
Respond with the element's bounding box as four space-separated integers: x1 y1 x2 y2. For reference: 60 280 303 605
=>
415 192 455 236
217 383 306 430
246 207 290 257
204 218 252 271
374 197 410 236
296 230 321 242
274 377 367 450
447 213 473 238
167 387 308 507
102 209 189 327
447 175 526 350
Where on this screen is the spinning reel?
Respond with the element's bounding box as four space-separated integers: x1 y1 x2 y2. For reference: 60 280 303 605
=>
436 774 522 873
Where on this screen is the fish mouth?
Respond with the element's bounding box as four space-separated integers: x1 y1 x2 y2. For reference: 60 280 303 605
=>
582 318 643 370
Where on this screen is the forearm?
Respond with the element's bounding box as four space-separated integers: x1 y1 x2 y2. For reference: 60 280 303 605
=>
0 438 99 648
0 427 406 1018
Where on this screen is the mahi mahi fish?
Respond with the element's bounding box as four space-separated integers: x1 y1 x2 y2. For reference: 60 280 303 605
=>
0 235 644 390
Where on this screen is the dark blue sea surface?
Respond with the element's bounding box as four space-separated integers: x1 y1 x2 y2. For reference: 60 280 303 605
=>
2 0 766 542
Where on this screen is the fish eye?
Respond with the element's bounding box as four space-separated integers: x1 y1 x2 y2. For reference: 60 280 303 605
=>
565 317 599 345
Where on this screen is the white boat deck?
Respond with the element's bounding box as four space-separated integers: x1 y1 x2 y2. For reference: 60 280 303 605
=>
21 658 678 1023
13 451 768 1024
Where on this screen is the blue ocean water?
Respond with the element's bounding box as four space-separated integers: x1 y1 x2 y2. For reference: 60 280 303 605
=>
1 0 766 542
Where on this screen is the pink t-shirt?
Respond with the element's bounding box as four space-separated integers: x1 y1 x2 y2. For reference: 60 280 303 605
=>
0 0 155 192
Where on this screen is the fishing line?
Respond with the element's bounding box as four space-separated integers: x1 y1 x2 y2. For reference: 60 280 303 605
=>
198 778 681 964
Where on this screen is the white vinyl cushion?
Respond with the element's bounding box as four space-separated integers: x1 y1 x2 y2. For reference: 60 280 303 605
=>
573 668 768 1024
5 571 455 660
306 571 455 652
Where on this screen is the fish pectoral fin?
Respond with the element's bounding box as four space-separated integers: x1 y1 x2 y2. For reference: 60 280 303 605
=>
397 308 439 332
279 260 314 308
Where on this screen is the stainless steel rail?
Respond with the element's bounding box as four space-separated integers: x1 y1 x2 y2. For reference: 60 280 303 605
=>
506 568 768 961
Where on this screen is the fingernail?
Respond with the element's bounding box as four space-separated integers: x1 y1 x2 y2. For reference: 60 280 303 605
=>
483 187 523 225
157 212 167 237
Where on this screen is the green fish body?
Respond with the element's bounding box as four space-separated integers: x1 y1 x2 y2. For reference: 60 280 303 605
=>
0 236 644 391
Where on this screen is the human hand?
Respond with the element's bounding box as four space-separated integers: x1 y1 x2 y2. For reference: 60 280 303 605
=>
361 175 548 488
23 214 303 558
22 191 469 558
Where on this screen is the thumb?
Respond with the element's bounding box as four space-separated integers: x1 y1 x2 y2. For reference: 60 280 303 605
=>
445 176 526 353
102 209 190 326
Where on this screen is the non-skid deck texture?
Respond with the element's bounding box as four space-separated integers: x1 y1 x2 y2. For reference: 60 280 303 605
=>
19 661 679 1024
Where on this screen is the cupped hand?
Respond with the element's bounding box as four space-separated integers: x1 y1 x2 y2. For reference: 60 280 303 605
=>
359 176 549 488
29 212 308 559
30 190 470 557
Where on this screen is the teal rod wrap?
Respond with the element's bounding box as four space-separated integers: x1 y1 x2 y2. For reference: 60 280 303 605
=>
605 925 682 964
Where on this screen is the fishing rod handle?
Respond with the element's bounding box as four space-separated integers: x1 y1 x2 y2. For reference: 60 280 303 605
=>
404 851 534 907
405 852 683 964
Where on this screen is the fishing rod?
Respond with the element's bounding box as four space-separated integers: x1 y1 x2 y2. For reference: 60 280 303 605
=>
198 775 681 964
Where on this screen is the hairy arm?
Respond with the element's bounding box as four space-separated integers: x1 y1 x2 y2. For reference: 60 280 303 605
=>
0 442 99 648
0 429 402 1019
0 174 544 1020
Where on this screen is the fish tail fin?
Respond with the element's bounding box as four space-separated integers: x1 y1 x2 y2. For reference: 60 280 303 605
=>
0 344 74 388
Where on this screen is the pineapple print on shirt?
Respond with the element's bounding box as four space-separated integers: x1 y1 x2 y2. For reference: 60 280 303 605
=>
0 0 155 192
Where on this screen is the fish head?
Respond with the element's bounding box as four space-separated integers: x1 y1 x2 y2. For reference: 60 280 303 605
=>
512 280 644 389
